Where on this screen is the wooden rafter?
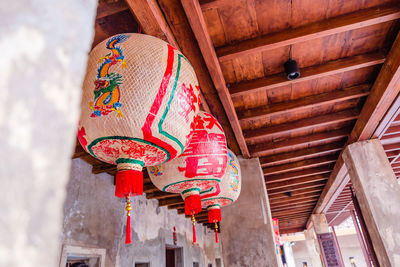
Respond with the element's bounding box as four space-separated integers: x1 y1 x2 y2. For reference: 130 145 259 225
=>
215 5 400 62
251 128 350 157
244 108 360 143
238 84 370 122
267 181 327 195
230 52 385 97
181 0 250 157
263 155 338 176
265 165 333 183
260 140 345 167
125 0 179 46
267 173 330 190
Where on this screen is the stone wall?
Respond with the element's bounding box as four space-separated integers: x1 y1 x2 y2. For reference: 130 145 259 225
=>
61 158 222 267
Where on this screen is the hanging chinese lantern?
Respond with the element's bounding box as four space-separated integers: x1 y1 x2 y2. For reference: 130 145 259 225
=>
148 111 228 243
200 149 241 243
77 33 201 244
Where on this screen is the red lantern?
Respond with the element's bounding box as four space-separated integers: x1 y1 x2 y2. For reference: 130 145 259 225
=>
78 33 200 243
148 111 228 243
200 149 241 243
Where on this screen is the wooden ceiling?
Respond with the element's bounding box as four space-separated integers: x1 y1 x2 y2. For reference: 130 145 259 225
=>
73 0 400 234
181 0 400 233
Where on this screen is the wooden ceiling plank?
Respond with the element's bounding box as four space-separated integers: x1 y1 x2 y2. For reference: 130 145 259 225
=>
313 32 400 220
269 187 324 200
158 197 184 206
146 192 180 200
181 0 250 157
238 84 370 122
260 141 345 167
270 198 319 209
96 0 129 19
267 181 327 195
271 204 316 213
266 173 330 190
270 195 320 205
251 128 350 158
230 52 385 97
245 108 359 143
216 5 400 62
276 214 312 220
265 165 333 184
263 155 338 176
280 227 306 234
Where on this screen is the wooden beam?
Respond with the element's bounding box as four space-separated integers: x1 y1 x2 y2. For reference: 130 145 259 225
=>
143 183 159 194
270 198 319 209
267 181 327 195
146 191 180 200
251 128 350 158
269 187 324 200
260 141 345 167
271 203 316 213
157 0 240 154
273 214 313 221
266 173 330 190
96 0 128 19
270 194 320 204
245 108 359 143
158 197 184 206
125 0 179 47
265 165 333 184
280 227 306 234
313 31 400 217
275 211 313 217
238 84 370 122
216 5 400 62
263 155 338 176
181 0 250 157
270 193 322 206
230 52 385 97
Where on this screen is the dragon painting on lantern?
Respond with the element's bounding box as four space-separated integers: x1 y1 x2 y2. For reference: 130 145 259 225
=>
89 34 129 118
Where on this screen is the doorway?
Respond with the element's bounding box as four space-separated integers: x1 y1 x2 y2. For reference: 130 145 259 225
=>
166 246 183 267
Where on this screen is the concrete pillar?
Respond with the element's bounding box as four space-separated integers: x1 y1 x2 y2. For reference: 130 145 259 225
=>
221 158 282 267
310 214 329 234
343 139 400 266
0 1 97 266
304 228 323 267
282 241 296 267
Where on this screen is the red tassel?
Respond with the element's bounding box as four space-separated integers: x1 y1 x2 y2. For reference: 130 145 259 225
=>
185 194 202 215
192 214 197 244
125 196 132 244
115 169 143 198
125 213 132 244
215 222 219 243
208 208 222 223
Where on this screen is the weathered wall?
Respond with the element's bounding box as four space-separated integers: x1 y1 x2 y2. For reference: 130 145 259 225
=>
0 1 97 266
221 157 282 267
62 158 222 267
